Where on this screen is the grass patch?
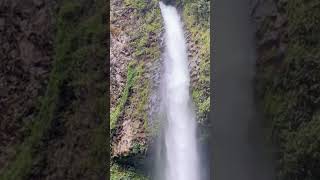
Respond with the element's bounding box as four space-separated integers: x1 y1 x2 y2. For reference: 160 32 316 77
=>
256 0 320 179
111 163 148 180
110 62 137 130
128 63 151 132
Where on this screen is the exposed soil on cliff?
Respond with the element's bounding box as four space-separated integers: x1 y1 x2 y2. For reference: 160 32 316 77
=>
110 0 162 161
110 0 145 157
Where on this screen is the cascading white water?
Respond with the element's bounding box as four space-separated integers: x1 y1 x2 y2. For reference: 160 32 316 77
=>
159 2 200 180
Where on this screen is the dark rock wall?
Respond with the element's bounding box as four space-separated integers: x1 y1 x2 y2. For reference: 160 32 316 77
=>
253 0 320 179
0 0 54 169
0 0 107 179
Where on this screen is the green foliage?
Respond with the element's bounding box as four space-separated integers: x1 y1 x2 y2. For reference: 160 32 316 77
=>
257 0 320 179
110 2 161 177
192 90 209 121
183 0 210 123
112 0 161 132
288 0 320 50
124 0 147 10
267 57 320 180
132 141 147 155
111 164 148 180
111 62 137 130
138 83 150 130
131 6 161 60
183 0 210 28
280 113 320 180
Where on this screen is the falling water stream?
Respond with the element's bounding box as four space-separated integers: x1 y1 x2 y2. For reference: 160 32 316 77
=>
159 2 200 180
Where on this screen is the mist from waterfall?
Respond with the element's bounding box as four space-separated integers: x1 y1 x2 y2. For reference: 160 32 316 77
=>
158 2 200 180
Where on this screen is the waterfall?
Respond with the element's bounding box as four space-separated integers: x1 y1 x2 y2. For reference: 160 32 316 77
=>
159 2 200 180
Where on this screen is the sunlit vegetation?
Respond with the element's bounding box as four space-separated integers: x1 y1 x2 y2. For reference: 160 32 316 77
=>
112 0 162 134
111 163 148 180
182 0 210 123
110 0 162 179
111 62 137 130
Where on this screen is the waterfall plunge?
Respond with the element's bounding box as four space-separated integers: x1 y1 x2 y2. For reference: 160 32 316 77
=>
159 2 200 180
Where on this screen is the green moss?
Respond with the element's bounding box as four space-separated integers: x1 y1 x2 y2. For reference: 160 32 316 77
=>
256 0 320 179
124 0 147 10
145 8 162 32
111 164 148 180
132 141 147 155
111 62 137 130
183 0 210 122
122 0 161 133
110 0 161 177
199 97 210 115
278 112 320 180
138 83 150 129
130 7 161 60
183 0 210 29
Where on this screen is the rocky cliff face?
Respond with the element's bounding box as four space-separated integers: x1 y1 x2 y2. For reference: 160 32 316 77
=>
110 0 163 174
110 0 210 179
0 0 107 179
253 0 320 179
0 0 54 170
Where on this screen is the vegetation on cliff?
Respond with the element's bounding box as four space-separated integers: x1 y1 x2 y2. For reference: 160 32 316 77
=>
0 0 107 179
181 0 210 140
111 163 148 180
256 0 320 179
110 0 162 178
110 0 210 178
0 0 54 173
